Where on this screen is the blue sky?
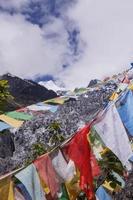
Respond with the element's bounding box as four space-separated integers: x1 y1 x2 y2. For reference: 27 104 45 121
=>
0 0 133 88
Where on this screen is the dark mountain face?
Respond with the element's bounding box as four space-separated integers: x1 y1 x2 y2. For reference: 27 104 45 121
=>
0 73 57 111
88 79 101 87
0 130 15 158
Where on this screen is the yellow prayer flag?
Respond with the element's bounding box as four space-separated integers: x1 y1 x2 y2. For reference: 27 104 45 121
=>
128 84 133 91
103 180 121 192
44 97 69 105
0 114 23 128
65 181 80 200
39 176 50 194
0 177 14 200
8 181 14 200
102 181 114 192
65 170 81 200
109 92 119 101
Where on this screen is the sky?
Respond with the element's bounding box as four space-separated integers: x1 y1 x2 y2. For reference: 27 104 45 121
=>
0 0 133 89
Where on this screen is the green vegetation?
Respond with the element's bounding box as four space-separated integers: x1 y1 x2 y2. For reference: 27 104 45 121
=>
25 121 65 165
32 143 47 158
0 80 11 112
74 87 87 94
49 121 65 148
24 143 47 165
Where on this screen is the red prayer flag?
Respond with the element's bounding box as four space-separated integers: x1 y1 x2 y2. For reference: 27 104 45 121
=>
122 75 130 84
63 125 100 200
34 154 60 199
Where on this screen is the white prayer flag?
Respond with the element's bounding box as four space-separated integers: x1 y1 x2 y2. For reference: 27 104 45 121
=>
51 150 76 182
94 104 133 171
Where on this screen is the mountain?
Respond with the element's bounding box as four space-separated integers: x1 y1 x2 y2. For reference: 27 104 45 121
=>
0 73 57 111
88 79 102 87
0 76 117 175
39 80 66 92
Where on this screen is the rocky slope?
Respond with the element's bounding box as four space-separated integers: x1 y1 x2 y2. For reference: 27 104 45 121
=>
0 81 116 175
0 73 57 111
0 77 133 199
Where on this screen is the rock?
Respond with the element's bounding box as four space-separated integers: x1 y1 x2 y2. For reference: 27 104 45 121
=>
0 73 57 111
0 82 115 175
88 79 102 87
0 130 14 158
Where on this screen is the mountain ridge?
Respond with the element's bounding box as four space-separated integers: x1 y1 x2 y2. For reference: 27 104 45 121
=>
0 73 58 111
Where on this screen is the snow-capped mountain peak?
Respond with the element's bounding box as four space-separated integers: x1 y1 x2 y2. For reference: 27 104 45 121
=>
39 80 66 92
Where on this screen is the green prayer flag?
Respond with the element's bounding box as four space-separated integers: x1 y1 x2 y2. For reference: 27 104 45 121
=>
6 111 33 121
58 184 70 200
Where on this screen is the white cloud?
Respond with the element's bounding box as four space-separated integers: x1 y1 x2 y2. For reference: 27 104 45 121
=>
1 0 133 89
0 13 69 77
58 0 133 89
0 0 29 10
